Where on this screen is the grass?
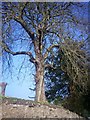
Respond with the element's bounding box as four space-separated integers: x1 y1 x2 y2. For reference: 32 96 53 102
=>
0 95 6 99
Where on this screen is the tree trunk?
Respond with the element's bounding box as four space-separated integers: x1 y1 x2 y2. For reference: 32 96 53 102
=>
35 61 46 102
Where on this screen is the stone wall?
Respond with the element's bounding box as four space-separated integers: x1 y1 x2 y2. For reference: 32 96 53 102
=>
0 97 83 119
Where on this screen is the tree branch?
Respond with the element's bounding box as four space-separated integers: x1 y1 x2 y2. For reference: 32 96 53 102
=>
46 30 60 38
43 44 59 60
14 18 35 40
1 41 36 64
45 63 56 70
61 2 72 10
29 87 36 91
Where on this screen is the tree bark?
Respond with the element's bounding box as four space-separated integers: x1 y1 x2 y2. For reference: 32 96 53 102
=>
35 59 46 102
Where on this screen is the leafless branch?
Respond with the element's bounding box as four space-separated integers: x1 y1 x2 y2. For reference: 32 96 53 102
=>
43 44 59 60
1 41 36 64
14 18 35 41
29 87 36 91
45 63 56 70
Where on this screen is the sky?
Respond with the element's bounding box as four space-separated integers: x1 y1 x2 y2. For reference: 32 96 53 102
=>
6 78 35 100
0 2 89 100
1 54 35 100
1 19 36 100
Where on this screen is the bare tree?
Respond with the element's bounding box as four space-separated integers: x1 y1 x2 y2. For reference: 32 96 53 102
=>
1 2 88 102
